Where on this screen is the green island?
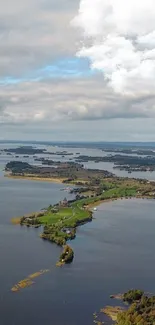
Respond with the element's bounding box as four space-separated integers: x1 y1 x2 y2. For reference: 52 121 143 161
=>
8 160 155 265
101 289 155 325
56 245 74 266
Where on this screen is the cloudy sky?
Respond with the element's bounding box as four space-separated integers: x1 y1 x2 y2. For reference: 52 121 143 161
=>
0 0 155 141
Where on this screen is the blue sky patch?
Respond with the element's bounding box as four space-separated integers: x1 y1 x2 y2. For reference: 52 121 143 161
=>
0 57 95 85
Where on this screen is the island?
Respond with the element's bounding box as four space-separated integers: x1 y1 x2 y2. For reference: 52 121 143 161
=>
3 146 74 156
6 145 155 173
76 154 155 172
5 160 113 182
100 289 155 325
102 147 155 156
57 245 74 266
3 146 47 155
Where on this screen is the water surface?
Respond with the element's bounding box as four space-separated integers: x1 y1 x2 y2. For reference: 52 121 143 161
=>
1 197 155 325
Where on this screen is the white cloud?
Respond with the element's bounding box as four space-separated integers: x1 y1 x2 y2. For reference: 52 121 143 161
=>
0 77 155 128
1 0 155 141
72 0 155 95
0 0 79 77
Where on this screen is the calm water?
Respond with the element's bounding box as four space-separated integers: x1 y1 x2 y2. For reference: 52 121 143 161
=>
2 141 155 180
1 144 155 324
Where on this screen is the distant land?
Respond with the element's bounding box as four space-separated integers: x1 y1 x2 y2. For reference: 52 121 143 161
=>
2 139 155 149
4 142 155 174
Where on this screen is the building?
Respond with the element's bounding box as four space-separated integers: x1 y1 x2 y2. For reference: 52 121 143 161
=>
59 197 68 207
62 227 71 235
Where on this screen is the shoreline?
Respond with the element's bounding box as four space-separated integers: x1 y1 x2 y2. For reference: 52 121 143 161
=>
87 198 119 209
87 195 153 210
5 174 67 184
12 196 150 225
101 306 124 321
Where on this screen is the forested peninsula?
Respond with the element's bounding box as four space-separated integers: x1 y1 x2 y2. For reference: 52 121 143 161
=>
100 289 155 325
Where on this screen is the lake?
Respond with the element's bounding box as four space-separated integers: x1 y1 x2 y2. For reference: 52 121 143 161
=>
1 144 155 325
2 141 155 180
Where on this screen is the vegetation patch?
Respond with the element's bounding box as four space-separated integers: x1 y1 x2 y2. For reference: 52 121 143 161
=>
11 269 49 292
101 306 124 321
59 245 74 264
123 289 144 303
99 289 155 325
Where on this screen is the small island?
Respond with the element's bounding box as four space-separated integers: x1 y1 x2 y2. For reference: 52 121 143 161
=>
57 245 74 266
3 146 47 155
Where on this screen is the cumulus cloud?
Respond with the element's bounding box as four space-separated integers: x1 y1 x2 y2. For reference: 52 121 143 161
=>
72 0 155 95
1 0 155 141
0 77 155 128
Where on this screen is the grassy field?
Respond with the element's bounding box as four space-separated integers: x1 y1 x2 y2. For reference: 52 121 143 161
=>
37 180 152 230
39 207 73 225
39 202 92 246
19 199 93 247
39 203 91 228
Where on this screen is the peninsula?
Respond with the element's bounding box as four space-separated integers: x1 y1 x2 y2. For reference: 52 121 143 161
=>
101 289 155 325
8 160 155 266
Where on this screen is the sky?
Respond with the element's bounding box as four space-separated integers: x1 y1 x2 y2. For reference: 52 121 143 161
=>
0 0 155 141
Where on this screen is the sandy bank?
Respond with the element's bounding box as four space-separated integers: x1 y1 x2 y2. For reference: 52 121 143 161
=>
5 174 66 184
87 198 119 209
101 306 124 321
